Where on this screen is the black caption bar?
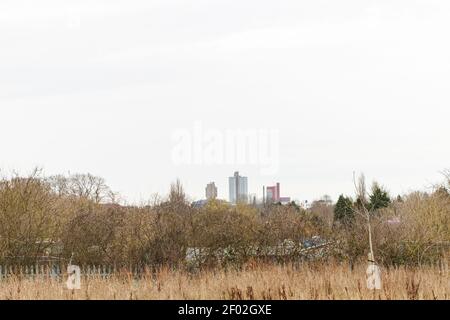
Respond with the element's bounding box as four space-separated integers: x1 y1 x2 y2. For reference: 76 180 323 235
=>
0 300 444 319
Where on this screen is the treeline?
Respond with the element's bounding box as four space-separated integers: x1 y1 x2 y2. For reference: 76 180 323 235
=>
330 176 450 266
0 169 448 268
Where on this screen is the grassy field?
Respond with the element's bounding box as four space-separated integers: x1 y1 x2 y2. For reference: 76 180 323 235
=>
0 262 448 300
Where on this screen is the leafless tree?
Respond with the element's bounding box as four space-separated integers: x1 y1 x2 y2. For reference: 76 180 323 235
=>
0 169 62 264
48 173 116 204
353 173 375 262
169 179 186 204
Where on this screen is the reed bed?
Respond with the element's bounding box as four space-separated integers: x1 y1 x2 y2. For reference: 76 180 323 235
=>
0 262 448 300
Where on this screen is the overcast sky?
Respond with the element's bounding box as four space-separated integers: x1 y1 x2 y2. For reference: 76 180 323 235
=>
1 0 449 204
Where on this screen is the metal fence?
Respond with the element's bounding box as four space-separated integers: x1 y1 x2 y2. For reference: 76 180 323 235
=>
0 265 118 280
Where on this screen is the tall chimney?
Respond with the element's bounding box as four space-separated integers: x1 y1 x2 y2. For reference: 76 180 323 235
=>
263 186 266 205
276 183 280 202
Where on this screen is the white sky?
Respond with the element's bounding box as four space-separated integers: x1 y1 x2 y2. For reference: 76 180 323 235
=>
1 0 449 204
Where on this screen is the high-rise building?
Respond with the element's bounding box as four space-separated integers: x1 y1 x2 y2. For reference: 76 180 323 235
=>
205 182 218 200
266 183 281 203
264 182 291 204
229 171 248 204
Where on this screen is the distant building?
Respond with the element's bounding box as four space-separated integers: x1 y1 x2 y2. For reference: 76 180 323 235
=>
312 195 333 206
279 197 291 205
266 183 281 203
205 182 218 200
229 171 248 204
264 182 291 204
192 199 208 208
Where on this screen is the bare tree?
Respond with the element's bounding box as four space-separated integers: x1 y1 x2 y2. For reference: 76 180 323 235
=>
0 169 62 264
48 173 116 204
169 179 186 204
353 173 375 262
442 169 450 189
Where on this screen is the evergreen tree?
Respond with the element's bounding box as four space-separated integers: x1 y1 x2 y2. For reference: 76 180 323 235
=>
369 183 391 210
334 195 354 223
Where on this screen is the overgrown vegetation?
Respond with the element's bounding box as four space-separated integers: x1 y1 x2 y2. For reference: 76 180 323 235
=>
0 168 448 269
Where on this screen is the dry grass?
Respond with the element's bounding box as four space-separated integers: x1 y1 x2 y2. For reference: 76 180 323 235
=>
0 262 448 300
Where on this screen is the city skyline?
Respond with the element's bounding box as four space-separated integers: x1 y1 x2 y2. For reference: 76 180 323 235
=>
207 172 293 204
1 1 449 204
0 0 448 304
